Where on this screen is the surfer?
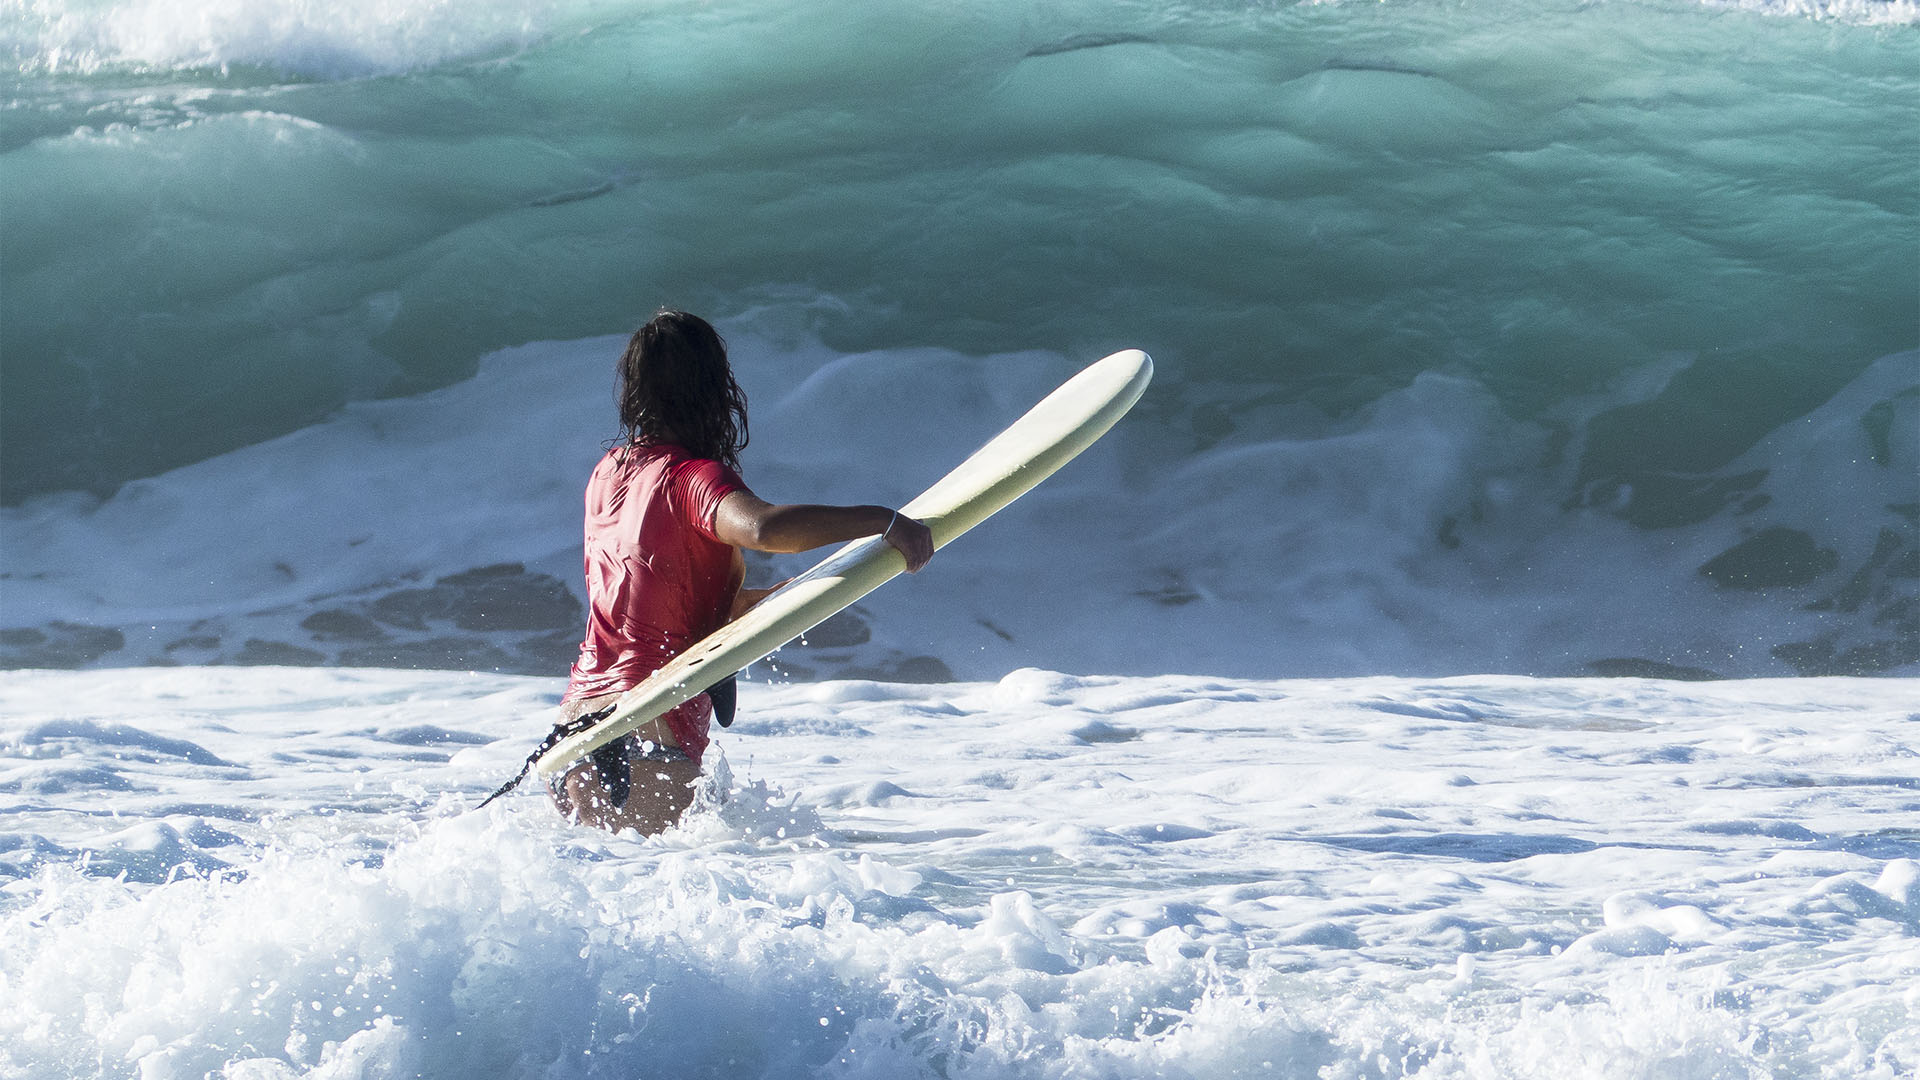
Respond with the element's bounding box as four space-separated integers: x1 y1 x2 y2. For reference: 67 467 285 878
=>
548 310 934 835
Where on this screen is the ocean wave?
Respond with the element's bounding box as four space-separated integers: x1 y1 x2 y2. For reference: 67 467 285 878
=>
2 0 1913 680
5 0 1913 81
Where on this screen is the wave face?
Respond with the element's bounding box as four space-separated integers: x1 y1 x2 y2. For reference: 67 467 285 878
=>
1 0 1915 678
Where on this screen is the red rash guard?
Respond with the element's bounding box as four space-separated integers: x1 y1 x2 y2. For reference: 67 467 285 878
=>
563 443 747 765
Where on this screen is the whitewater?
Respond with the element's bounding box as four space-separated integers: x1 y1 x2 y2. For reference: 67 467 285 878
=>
3 669 1918 1078
2 0 1918 1076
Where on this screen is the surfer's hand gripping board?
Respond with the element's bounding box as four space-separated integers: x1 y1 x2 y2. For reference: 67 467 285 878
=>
503 349 1152 796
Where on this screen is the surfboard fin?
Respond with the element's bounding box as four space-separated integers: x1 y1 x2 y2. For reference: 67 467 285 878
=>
711 673 738 727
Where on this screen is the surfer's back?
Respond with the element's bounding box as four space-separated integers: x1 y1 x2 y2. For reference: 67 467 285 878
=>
566 443 745 702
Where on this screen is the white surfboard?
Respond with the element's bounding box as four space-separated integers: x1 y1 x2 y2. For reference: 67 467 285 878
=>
530 348 1153 786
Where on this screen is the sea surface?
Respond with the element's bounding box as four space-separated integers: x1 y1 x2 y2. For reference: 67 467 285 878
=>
1 2 1918 1077
2 669 1918 1078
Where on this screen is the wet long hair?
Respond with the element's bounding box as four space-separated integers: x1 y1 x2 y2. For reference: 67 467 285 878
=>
615 310 749 472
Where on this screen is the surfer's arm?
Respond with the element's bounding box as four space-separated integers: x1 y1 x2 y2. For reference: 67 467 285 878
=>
713 491 934 573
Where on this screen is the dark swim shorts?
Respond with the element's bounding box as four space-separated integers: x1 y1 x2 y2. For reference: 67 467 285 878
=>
547 732 691 808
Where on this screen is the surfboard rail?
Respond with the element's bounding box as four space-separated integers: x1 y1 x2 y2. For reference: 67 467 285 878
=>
530 348 1153 784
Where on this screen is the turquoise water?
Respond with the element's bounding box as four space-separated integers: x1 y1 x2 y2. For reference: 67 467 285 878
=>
1 0 1915 677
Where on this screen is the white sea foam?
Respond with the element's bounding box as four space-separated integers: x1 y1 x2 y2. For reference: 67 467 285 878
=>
1699 0 1919 23
2 0 588 77
2 314 1912 679
1 667 1915 1077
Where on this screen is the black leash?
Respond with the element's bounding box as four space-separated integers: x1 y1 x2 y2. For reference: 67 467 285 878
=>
474 674 738 809
474 703 616 810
